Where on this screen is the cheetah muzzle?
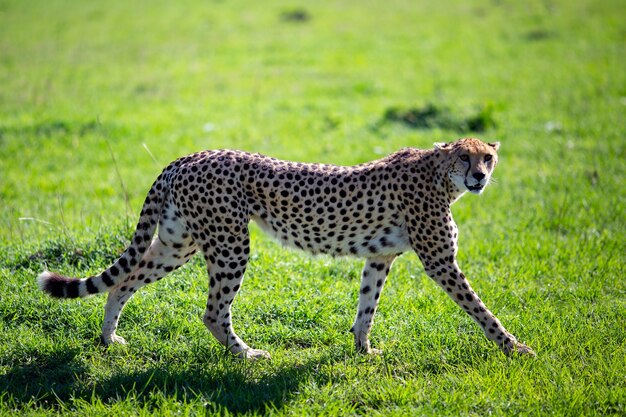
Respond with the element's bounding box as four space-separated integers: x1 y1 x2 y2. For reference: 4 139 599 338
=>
38 137 534 359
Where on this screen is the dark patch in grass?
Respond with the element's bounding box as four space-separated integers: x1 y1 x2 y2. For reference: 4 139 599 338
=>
524 30 554 41
586 170 599 186
23 246 87 269
465 106 497 132
6 228 132 271
379 103 496 133
280 8 311 23
256 308 323 330
322 115 341 132
0 119 105 139
0 344 338 414
0 347 85 406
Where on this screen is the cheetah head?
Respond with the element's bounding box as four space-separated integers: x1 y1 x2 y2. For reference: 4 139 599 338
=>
435 138 500 195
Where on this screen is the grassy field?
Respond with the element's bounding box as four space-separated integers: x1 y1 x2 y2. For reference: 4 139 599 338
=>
1 0 625 415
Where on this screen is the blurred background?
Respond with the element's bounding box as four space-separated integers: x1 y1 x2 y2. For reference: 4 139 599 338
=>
0 0 623 242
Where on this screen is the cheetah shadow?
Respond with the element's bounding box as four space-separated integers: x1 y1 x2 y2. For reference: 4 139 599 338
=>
1 345 333 414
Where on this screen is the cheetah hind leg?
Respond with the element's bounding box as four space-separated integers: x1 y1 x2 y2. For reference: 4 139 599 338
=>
198 229 270 360
350 256 396 355
202 257 271 360
100 214 197 345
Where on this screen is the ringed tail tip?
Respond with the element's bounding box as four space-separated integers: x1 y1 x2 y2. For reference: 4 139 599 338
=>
38 271 81 299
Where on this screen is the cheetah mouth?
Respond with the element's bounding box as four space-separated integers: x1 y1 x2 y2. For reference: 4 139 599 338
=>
465 183 485 193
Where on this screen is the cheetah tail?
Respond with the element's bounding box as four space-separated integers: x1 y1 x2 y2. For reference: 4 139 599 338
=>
37 172 168 299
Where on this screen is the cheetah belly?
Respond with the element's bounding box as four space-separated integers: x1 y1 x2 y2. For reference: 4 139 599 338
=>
251 214 411 258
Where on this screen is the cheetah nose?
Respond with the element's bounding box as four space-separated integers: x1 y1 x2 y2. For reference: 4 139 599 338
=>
472 172 486 181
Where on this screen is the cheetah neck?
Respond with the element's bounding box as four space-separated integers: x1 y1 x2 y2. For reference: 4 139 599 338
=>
432 153 466 204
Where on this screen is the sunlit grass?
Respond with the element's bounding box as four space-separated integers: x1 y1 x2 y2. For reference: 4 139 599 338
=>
1 0 624 415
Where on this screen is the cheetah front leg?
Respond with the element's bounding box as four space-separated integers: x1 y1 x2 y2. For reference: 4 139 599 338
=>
426 262 534 356
196 230 270 360
350 255 397 354
411 219 534 356
420 251 535 355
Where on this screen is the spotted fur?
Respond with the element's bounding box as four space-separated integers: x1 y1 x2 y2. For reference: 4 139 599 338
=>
38 137 534 359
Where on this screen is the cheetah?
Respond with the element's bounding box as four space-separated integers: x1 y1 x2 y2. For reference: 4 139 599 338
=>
38 137 534 359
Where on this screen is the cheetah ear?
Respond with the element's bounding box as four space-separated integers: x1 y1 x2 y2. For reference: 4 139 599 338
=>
488 141 500 151
434 142 453 153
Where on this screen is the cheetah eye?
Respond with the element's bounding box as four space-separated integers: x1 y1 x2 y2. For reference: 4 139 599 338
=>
484 155 493 162
459 155 470 162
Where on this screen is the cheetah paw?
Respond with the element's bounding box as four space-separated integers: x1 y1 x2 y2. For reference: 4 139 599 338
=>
100 334 127 346
503 341 535 357
513 342 536 356
356 345 383 355
236 348 271 360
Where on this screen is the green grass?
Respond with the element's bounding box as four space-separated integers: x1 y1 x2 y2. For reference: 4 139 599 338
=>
1 0 625 415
